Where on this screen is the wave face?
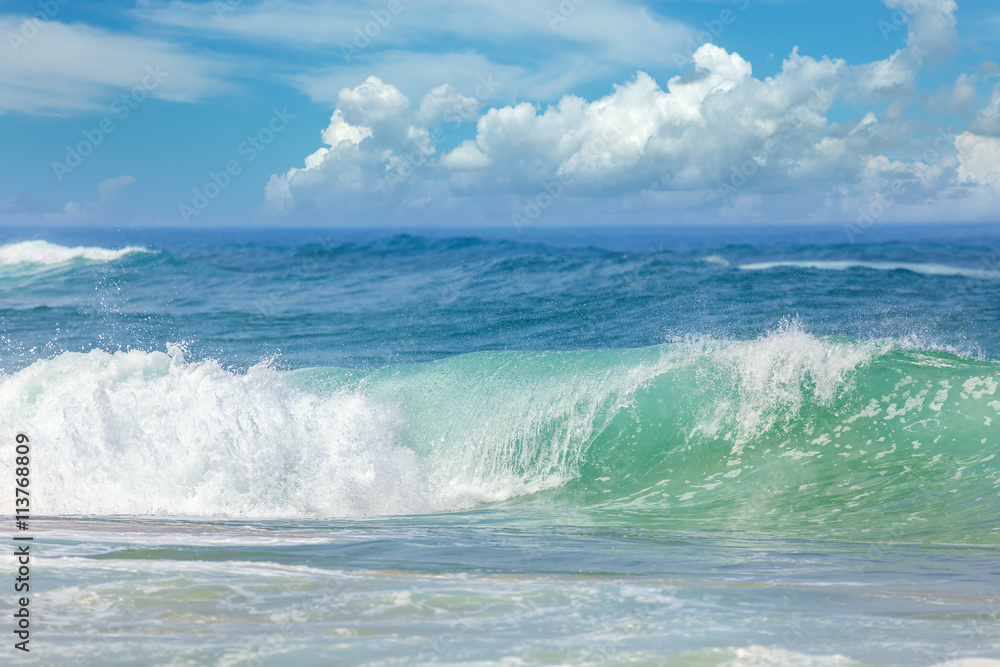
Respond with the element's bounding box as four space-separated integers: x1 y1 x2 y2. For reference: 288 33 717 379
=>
0 240 149 266
3 327 997 538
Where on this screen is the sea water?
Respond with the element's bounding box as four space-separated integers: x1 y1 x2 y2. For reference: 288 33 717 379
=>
0 224 998 665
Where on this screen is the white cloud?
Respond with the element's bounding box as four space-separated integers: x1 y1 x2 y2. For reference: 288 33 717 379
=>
971 81 1000 136
320 112 373 148
439 142 492 170
138 0 694 105
0 15 231 115
135 0 693 67
265 76 419 213
956 132 1000 193
889 0 958 63
261 0 997 225
417 84 482 126
337 75 410 124
929 73 979 116
290 51 520 108
265 44 849 218
852 0 957 102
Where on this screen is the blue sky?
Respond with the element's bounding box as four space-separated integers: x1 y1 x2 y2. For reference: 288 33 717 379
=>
1 0 998 227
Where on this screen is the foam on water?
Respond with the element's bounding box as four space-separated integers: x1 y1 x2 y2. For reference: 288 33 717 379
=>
0 339 672 517
3 327 997 528
679 324 884 453
0 240 149 266
712 646 858 666
701 254 731 267
0 345 429 517
738 260 1000 279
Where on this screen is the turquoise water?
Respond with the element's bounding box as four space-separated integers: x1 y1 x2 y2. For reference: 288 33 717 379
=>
1 225 999 665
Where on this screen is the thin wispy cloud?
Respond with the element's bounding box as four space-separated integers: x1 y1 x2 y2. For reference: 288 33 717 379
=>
0 15 232 115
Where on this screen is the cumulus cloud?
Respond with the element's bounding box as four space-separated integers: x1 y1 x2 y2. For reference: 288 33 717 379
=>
262 45 840 222
956 133 1000 193
262 0 996 225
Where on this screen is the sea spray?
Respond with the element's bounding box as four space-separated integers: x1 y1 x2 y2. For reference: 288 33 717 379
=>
3 328 997 540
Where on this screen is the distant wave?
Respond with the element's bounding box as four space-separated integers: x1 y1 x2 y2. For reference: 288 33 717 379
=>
0 240 150 266
701 254 730 267
738 260 1000 279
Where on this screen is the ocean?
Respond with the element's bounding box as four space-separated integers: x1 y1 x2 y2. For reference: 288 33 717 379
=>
1 224 998 666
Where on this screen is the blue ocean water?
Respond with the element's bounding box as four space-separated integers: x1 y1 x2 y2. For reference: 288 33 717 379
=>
1 224 999 665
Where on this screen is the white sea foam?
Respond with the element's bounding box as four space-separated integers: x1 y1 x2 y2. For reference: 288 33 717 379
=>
715 645 860 666
0 240 149 266
738 260 1000 279
16 317 961 523
679 322 884 455
701 254 731 267
0 342 679 518
0 327 898 518
0 346 428 518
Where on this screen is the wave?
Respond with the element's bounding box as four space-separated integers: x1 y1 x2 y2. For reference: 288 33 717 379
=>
738 260 1000 279
0 240 150 266
701 254 730 267
2 327 998 537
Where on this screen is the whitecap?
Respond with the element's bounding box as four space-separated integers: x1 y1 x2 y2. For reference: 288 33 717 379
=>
738 260 1000 279
0 240 150 266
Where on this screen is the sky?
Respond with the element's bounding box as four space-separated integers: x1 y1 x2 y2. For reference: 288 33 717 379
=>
0 0 998 228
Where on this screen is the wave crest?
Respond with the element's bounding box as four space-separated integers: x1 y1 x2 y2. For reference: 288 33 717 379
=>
738 260 1000 279
0 346 427 517
3 329 997 536
0 240 150 266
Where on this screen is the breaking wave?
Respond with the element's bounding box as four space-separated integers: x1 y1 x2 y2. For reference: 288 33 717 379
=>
0 240 150 266
2 326 997 539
